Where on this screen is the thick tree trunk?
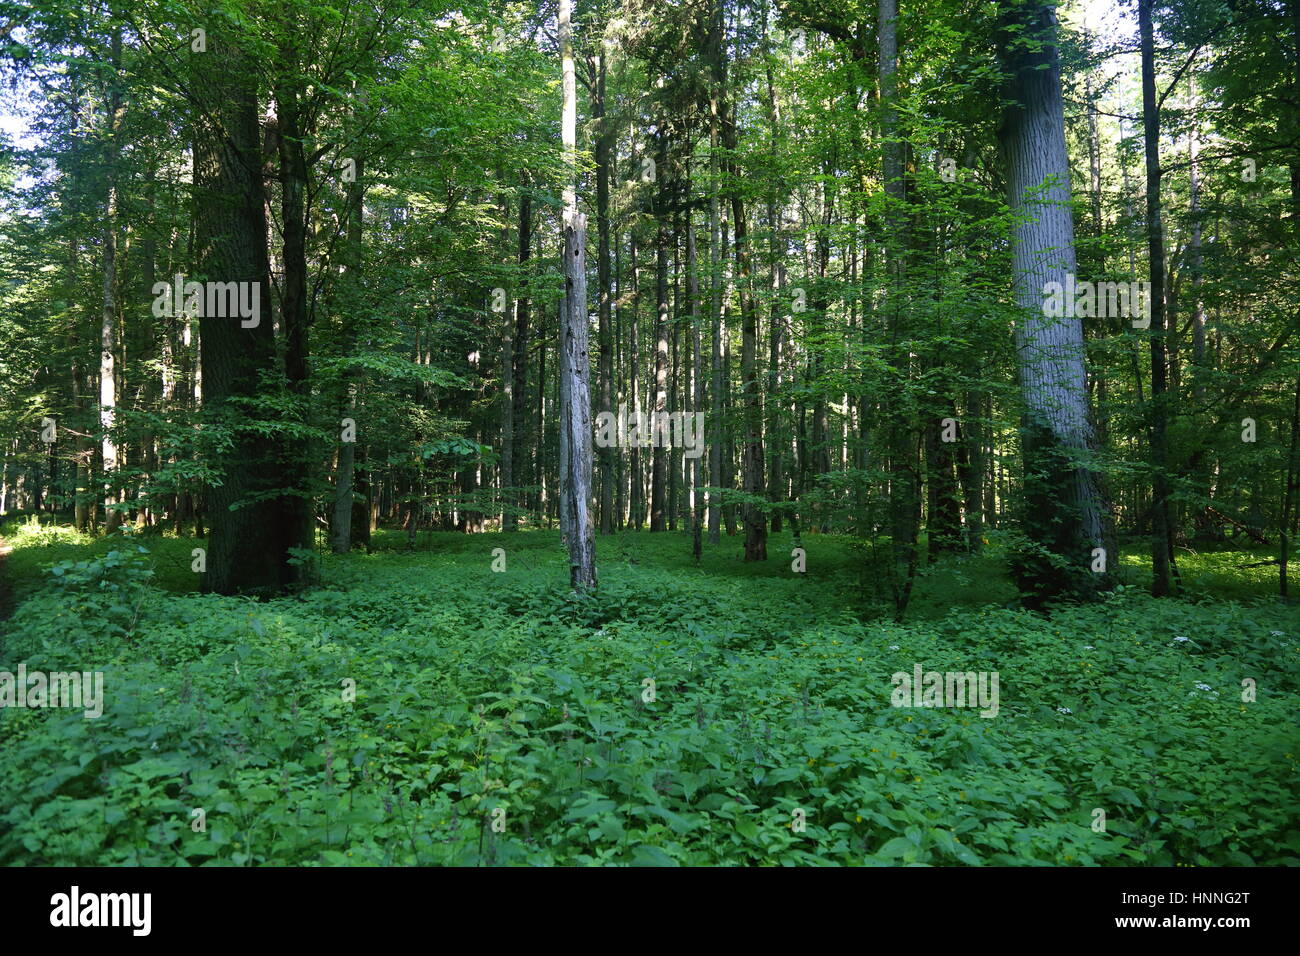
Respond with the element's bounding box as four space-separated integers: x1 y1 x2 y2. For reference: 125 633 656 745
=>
193 36 290 595
997 0 1108 605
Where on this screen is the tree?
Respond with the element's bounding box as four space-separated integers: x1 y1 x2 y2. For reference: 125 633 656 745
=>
1138 0 1176 597
879 0 918 612
997 0 1107 605
191 33 296 595
559 0 598 589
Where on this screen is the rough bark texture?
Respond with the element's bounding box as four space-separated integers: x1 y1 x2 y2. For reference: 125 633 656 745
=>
562 216 597 589
193 37 289 595
559 0 596 589
998 0 1107 606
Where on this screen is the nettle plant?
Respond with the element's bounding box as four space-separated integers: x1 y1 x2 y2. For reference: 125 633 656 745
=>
42 547 156 643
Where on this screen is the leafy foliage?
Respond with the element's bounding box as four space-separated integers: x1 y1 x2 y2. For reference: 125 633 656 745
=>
2 528 1296 865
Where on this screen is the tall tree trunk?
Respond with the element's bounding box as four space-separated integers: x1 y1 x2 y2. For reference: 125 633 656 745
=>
534 301 546 518
331 152 364 553
614 227 625 528
100 28 123 533
67 174 91 532
1139 0 1175 596
499 194 515 533
707 0 725 545
629 233 643 529
763 5 786 536
559 0 596 588
1188 86 1206 403
721 291 737 536
669 212 682 531
275 78 315 583
879 0 918 615
594 51 615 535
688 211 705 560
997 0 1107 605
193 36 289 595
724 77 766 560
507 190 531 533
512 185 533 529
651 126 670 531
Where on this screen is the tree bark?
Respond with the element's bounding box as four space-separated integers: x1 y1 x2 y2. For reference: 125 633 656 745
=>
997 0 1107 605
1139 0 1175 596
275 77 316 582
651 126 670 531
594 51 615 535
559 0 596 589
99 27 123 533
331 150 364 554
193 36 290 595
688 211 705 560
880 0 919 615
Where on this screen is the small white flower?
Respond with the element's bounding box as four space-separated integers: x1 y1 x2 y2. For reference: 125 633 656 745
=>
1194 682 1213 692
1270 630 1284 637
1083 645 1095 651
1056 707 1073 715
888 644 900 651
1173 636 1190 643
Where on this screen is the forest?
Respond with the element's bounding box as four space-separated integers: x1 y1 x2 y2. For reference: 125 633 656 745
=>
0 0 1297 868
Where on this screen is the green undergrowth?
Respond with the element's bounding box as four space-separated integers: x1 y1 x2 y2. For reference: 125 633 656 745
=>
1 524 1297 865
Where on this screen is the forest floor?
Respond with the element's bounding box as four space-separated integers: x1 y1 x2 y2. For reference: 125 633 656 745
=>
1 518 1298 865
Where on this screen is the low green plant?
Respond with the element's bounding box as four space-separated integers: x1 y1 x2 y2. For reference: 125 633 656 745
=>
1 529 1296 865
